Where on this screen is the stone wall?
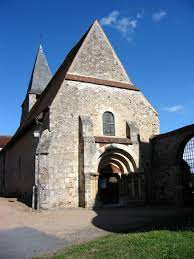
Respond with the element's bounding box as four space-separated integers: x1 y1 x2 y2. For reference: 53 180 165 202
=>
0 153 5 195
21 94 37 124
0 79 160 210
0 126 38 205
43 79 159 209
151 124 194 206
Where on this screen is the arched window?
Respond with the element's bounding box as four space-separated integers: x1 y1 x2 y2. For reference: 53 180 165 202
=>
183 137 194 173
103 112 115 136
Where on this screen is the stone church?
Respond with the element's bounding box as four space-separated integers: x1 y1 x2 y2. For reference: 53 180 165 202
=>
5 19 193 210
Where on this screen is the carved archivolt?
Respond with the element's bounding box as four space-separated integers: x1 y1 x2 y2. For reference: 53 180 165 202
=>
98 146 138 174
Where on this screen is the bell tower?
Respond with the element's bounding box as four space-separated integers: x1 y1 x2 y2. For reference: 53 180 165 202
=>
20 45 52 124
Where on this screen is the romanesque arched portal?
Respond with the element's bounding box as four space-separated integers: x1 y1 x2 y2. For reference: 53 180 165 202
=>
96 147 144 206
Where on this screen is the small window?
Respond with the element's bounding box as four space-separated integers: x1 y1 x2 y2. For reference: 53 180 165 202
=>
126 123 130 139
103 112 115 136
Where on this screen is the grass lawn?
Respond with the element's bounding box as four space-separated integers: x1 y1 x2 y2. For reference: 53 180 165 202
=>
43 216 194 259
50 230 194 259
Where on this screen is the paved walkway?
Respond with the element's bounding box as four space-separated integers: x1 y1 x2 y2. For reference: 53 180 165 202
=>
0 198 194 258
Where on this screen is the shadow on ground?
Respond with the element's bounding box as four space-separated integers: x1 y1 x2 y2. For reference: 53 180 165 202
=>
92 206 194 233
0 227 66 259
1 206 194 258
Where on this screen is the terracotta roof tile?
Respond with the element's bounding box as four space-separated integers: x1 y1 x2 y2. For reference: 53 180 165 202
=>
0 136 12 148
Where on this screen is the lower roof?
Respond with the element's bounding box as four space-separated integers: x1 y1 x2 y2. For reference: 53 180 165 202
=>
0 136 12 148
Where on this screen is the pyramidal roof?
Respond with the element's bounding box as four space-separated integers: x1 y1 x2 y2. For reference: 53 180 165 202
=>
65 20 138 90
27 45 52 95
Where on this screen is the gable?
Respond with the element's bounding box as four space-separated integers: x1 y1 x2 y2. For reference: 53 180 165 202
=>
66 21 138 90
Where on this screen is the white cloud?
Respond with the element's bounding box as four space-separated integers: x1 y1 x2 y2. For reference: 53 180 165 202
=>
100 10 143 41
100 11 119 26
137 10 144 19
152 10 167 22
116 17 137 35
163 105 184 113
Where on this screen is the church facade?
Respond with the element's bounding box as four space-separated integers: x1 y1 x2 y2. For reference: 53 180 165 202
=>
0 21 160 209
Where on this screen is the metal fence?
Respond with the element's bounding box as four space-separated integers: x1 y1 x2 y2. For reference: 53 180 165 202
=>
183 137 194 173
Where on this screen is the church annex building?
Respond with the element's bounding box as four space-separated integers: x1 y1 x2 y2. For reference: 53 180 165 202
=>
0 21 193 210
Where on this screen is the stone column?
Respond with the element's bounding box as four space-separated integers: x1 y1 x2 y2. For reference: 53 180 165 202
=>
79 116 96 208
35 129 52 210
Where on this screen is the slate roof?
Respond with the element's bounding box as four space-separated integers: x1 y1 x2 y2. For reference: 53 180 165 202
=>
27 45 52 95
2 20 139 150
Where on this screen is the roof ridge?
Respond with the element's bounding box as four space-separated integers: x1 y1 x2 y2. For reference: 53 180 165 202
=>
19 23 93 127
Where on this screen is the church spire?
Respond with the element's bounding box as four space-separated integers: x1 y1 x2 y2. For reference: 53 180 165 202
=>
27 45 52 95
20 45 52 124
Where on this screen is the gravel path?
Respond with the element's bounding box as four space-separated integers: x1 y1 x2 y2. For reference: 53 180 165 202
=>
0 198 193 258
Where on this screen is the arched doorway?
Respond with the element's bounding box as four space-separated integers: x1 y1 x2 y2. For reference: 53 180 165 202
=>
97 147 144 206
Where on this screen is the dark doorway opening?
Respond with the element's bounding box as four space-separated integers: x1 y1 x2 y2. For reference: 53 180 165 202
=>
99 164 120 205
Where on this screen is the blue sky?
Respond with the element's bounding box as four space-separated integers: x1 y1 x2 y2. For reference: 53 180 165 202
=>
0 0 193 135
